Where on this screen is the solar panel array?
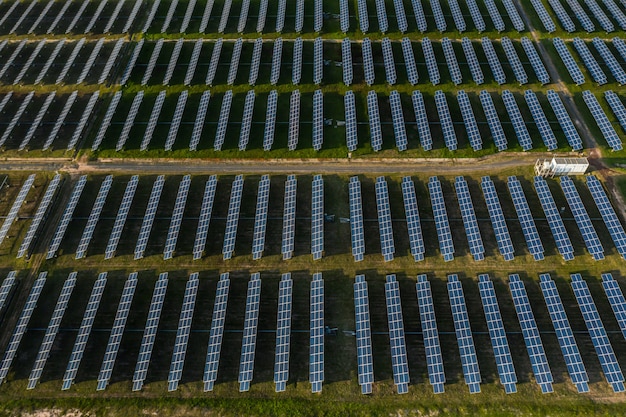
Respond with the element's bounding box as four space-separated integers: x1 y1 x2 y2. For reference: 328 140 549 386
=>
164 90 189 151
457 90 482 151
249 38 263 86
605 91 626 139
47 175 87 259
480 91 508 151
389 91 407 151
586 175 626 259
412 91 433 150
442 38 462 85
311 175 324 260
270 38 283 86
117 91 144 151
342 38 353 86
354 275 374 395
193 176 218 260
428 177 454 261
288 90 301 151
382 38 397 85
223 175 244 260
571 274 626 393
239 273 261 392
455 177 485 261
133 175 165 260
502 37 528 85
75 175 113 259
0 174 35 245
204 273 230 392
214 90 233 151
375 177 395 262
534 176 575 261
62 272 107 390
312 90 324 151
383 275 409 394
293 37 303 85
282 175 297 260
507 176 545 260
340 0 350 32
602 273 626 340
508 274 554 393
252 175 270 260
477 274 517 394
310 273 324 393
274 273 293 392
0 91 34 147
189 90 211 151
462 38 484 85
573 38 607 85
521 37 550 85
583 91 623 151
314 37 323 85
502 90 533 151
205 39 222 85
480 177 514 261
435 91 458 151
401 38 418 86
553 38 586 85
163 175 191 260
422 38 440 85
539 273 589 393
448 275 481 393
263 90 278 151
547 90 583 151
362 38 375 86
349 177 365 262
591 38 626 84
524 90 558 150
482 38 506 85
401 177 425 261
416 275 445 394
345 91 358 152
0 271 17 313
238 91 256 151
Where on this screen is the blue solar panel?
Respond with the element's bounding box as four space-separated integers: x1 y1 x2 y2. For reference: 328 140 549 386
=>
508 274 554 393
193 176 218 260
416 275 445 394
507 177 544 260
428 177 454 261
602 273 626 341
204 273 230 392
447 275 481 393
376 177 395 262
310 273 324 393
47 175 87 259
534 176 575 261
480 177 514 260
349 177 365 262
135 176 165 260
264 90 278 151
239 273 261 392
223 175 244 260
553 38 585 85
571 274 625 393
288 90 301 151
586 175 626 259
314 37 323 85
441 38 462 85
274 273 293 392
573 38 607 85
367 91 383 151
477 274 517 394
461 38 484 85
357 0 369 32
435 91 457 151
361 39 374 86
401 38 418 85
502 90 532 151
252 175 270 260
0 271 16 313
312 90 324 151
389 91 407 151
480 91 508 151
524 90 558 151
605 91 626 133
454 177 484 261
354 275 373 394
311 175 324 260
521 37 550 85
0 173 34 245
342 38 353 86
583 90 623 151
501 37 528 85
539 273 589 393
422 38 440 85
282 175 297 260
163 175 191 260
401 177 425 261
481 38 506 85
345 91 358 152
457 90 483 151
412 91 432 151
249 38 263 86
531 0 557 32
385 275 409 394
382 38 397 85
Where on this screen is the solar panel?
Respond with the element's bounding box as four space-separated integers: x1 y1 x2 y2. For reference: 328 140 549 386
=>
263 90 278 151
0 272 46 385
530 0 557 32
104 0 126 33
367 91 383 151
76 38 104 84
34 38 64 84
257 0 268 32
521 37 550 85
91 91 122 151
18 91 56 151
349 177 365 262
340 0 350 32
223 175 244 260
104 175 138 260
55 38 84 84
84 0 108 33
411 91 432 150
547 0 576 32
186 41 203 85
312 90 324 151
75 175 112 259
602 273 626 340
553 38 585 85
293 37 303 85
539 273 589 393
358 0 369 32
142 39 164 85
373 0 388 32
571 274 625 393
457 90 483 151
275 0 286 32
281 175 297 260
96 272 138 391
441 37 462 85
586 175 626 259
190 90 211 151
593 38 626 85
477 274 517 394
461 38 484 85
62 272 107 390
0 93 12 117
0 174 35 245
311 175 324 260
227 38 243 85
353 275 374 394
603 0 626 30
479 177 514 260
66 0 91 32
193 175 218 260
162 0 180 32
17 174 61 258
547 90 583 151
342 38 353 86
99 38 125 84
501 37 528 85
13 39 46 85
288 90 300 151
165 90 189 151
416 274 445 393
422 38 440 85
560 176 604 260
583 90 623 151
448 0 466 31
508 274 554 393
27 272 76 390
534 176 575 260
48 1 72 33
382 38 397 85
248 38 263 86
314 37 323 84
502 90 532 150
0 271 17 313
0 91 34 147
381 275 410 394
372 177 394 261
309 273 324 392
401 38 418 85
205 39 223 86
345 91 358 152
481 37 506 85
585 0 614 31
238 273 261 392
573 38 607 85
274 273 293 392
134 175 165 260
116 91 144 151
168 273 199 391
68 90 99 151
400 177 425 261
392 0 408 32
454 177 485 261
163 39 184 86
524 90 558 150
140 90 167 151
390 91 408 151
507 176 545 260
428 176 455 261
483 0 506 31
435 91 458 151
29 0 55 33
199 0 215 32
47 175 86 259
411 0 428 31
362 38 375 86
0 1 20 29
141 0 161 32
270 38 283 85
180 0 197 32
238 91 255 151
252 175 270 260
163 175 191 260
613 37 626 62
10 1 39 34
120 39 144 85
132 273 168 391
214 90 233 151
314 0 323 31
204 272 230 391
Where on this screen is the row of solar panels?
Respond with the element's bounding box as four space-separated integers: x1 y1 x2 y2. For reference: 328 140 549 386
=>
354 272 626 394
2 270 626 394
554 37 626 87
531 0 626 33
0 270 324 393
86 88 625 154
30 173 626 263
